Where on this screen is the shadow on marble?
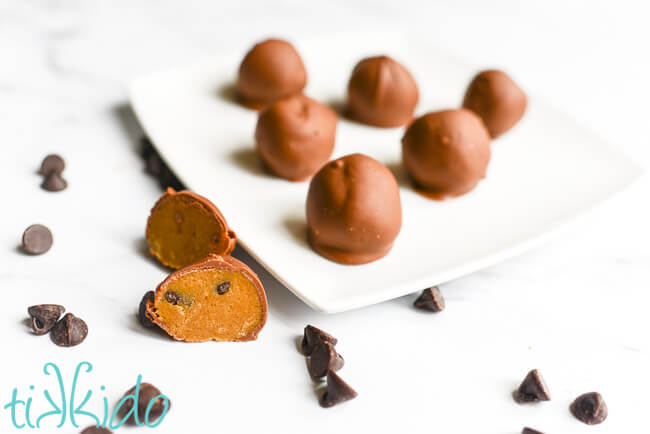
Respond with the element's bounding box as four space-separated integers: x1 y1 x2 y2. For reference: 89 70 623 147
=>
113 103 146 155
385 161 410 188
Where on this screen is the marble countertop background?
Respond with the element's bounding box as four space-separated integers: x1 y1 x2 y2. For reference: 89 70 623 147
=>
1 1 648 433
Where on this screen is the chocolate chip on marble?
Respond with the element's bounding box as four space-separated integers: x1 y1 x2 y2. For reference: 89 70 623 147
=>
308 341 344 378
22 224 53 255
570 392 608 425
216 281 231 295
41 171 68 192
515 369 551 403
119 382 170 425
38 154 65 175
301 324 338 356
522 428 544 434
80 426 113 434
28 304 65 335
413 286 445 312
319 370 358 408
138 291 156 328
50 313 88 347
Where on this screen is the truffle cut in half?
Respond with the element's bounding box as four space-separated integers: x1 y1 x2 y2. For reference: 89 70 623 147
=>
145 255 267 342
146 188 236 269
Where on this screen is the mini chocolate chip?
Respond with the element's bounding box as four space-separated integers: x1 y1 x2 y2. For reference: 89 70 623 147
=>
515 369 551 403
50 313 88 347
138 291 156 328
216 281 231 295
301 325 338 356
522 428 544 434
570 392 608 425
28 304 65 335
119 382 170 425
164 291 182 305
320 370 358 408
22 224 53 255
38 154 65 175
80 426 113 434
413 286 445 312
41 171 68 192
309 341 344 378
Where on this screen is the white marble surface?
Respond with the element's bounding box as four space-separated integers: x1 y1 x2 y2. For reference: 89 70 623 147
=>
1 1 649 433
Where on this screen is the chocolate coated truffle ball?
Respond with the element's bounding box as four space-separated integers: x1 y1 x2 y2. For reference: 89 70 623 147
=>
255 94 338 181
307 153 402 265
346 56 419 127
463 69 527 138
402 109 491 199
237 39 307 110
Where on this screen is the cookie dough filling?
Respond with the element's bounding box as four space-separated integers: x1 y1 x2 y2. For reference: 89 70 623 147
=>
145 255 267 342
146 188 236 269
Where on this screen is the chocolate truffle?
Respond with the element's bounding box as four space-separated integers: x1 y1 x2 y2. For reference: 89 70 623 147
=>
236 39 307 110
463 69 527 138
146 188 236 269
255 94 338 181
345 56 419 127
145 254 267 342
402 109 491 199
306 153 402 265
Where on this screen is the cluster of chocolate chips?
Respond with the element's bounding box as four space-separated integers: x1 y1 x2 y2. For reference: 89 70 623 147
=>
140 137 183 190
413 286 445 312
27 304 88 347
38 154 68 192
300 325 357 408
514 369 608 432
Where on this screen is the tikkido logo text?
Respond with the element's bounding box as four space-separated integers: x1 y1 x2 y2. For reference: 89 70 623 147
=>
3 362 170 430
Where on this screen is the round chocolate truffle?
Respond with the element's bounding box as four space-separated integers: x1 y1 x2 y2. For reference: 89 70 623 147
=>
462 69 527 138
255 94 338 181
345 56 419 127
306 153 402 265
236 39 307 110
401 109 491 199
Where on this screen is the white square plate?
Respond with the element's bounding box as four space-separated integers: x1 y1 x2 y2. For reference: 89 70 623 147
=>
130 33 642 312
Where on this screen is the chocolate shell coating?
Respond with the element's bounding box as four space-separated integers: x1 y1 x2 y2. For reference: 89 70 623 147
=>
402 109 491 199
463 69 527 138
236 39 307 110
146 188 236 269
307 153 402 265
255 94 338 181
346 56 419 127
